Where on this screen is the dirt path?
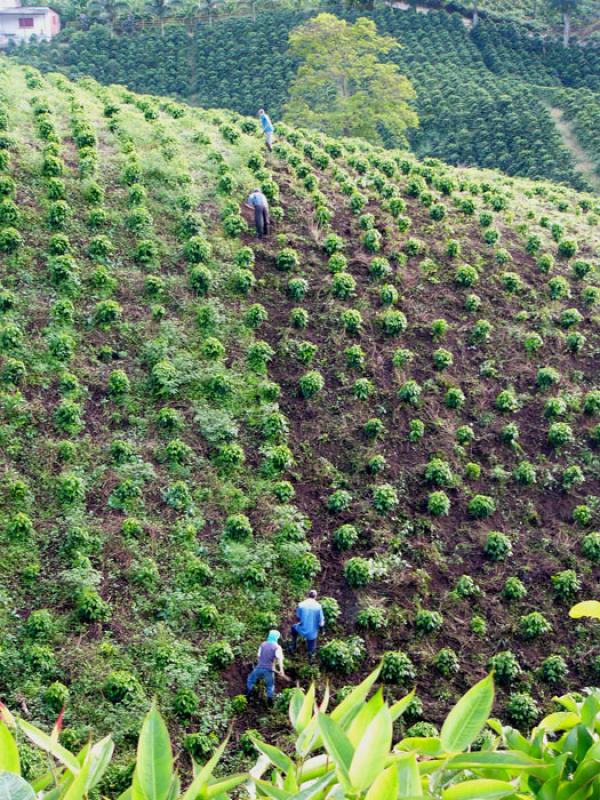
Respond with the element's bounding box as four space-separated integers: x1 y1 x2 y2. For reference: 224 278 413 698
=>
549 106 600 192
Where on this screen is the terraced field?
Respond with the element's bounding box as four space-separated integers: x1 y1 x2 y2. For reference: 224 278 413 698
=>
0 58 599 785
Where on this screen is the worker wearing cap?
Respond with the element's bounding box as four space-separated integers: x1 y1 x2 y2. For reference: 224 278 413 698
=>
291 590 325 663
246 630 286 705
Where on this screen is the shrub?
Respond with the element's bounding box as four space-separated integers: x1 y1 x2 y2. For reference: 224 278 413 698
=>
344 557 372 588
183 235 211 264
445 387 465 409
557 239 578 258
562 465 584 491
456 425 475 445
356 606 387 631
327 489 352 514
484 531 512 561
455 264 478 287
5 512 35 541
415 609 443 634
377 310 407 337
425 458 453 487
0 227 22 253
468 495 496 518
299 370 324 398
288 277 309 301
540 654 568 684
206 640 234 670
320 596 340 626
381 652 416 685
560 308 583 328
320 637 365 673
333 524 359 551
323 233 344 255
340 308 362 334
513 461 537 486
362 228 382 252
276 247 299 271
496 389 520 413
77 588 111 622
173 687 199 718
548 422 574 448
372 483 398 514
104 670 143 704
433 348 453 370
398 380 422 406
369 257 391 280
488 651 521 685
434 648 459 678
223 513 253 540
427 491 450 516
536 367 560 391
551 569 580 601
455 575 481 599
503 577 527 602
584 391 600 417
331 272 356 299
519 611 552 639
507 693 540 730
582 532 600 562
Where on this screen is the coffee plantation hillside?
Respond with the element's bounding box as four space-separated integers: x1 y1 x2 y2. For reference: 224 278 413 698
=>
0 58 600 787
10 6 600 190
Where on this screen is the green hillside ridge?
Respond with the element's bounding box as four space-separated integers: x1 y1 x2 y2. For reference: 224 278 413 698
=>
1 57 600 787
10 7 600 190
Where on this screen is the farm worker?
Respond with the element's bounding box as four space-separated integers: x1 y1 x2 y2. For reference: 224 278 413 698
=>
258 108 274 151
290 590 325 663
246 630 286 706
246 188 270 237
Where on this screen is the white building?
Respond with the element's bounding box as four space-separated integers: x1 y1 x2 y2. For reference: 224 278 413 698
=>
0 0 60 48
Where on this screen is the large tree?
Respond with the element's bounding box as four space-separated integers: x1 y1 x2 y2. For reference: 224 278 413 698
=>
548 0 579 46
284 13 418 147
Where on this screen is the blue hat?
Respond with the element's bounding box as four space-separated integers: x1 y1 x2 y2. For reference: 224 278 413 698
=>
267 630 280 643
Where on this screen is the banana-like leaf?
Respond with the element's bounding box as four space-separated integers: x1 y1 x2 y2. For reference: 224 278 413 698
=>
390 690 416 723
250 738 293 774
254 780 292 799
86 736 114 792
0 721 19 774
330 666 382 727
0 772 35 800
365 765 399 800
205 773 247 798
397 752 422 797
440 674 494 754
569 601 600 620
133 701 173 800
0 706 16 728
534 712 580 733
397 737 443 756
289 689 305 732
294 684 315 735
442 779 516 800
63 756 92 800
446 751 548 770
317 713 353 788
18 719 80 774
297 753 333 783
182 736 229 800
347 690 385 748
349 705 392 791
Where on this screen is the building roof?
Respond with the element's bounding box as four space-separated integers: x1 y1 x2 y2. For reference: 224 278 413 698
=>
0 6 54 13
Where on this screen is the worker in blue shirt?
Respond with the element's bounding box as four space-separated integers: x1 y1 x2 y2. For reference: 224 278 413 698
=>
258 108 274 151
290 590 325 663
245 188 270 237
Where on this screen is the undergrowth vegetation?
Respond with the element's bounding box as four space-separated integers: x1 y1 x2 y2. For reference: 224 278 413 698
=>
0 57 599 784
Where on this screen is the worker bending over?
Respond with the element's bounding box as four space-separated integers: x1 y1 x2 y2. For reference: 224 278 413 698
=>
246 188 270 237
246 630 286 706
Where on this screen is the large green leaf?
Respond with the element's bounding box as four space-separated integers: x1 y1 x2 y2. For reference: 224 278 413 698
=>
0 722 19 774
18 719 80 774
390 690 416 723
365 765 399 800
570 601 600 620
182 736 229 800
86 736 114 792
397 753 422 797
63 757 92 800
0 772 35 800
349 705 392 791
397 737 443 756
254 780 292 800
133 702 173 800
440 674 495 754
347 690 384 748
205 773 247 798
294 773 336 800
295 684 315 735
442 779 516 800
330 666 381 727
250 738 294 774
317 713 353 788
535 712 580 733
446 751 548 770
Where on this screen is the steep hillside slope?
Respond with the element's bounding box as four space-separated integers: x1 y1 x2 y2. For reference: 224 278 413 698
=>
0 58 599 783
11 7 600 190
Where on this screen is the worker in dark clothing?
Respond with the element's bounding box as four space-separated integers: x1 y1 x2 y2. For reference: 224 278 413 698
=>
290 590 325 664
246 188 270 237
246 630 286 706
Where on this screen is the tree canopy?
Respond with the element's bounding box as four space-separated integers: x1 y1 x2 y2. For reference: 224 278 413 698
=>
284 13 418 147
